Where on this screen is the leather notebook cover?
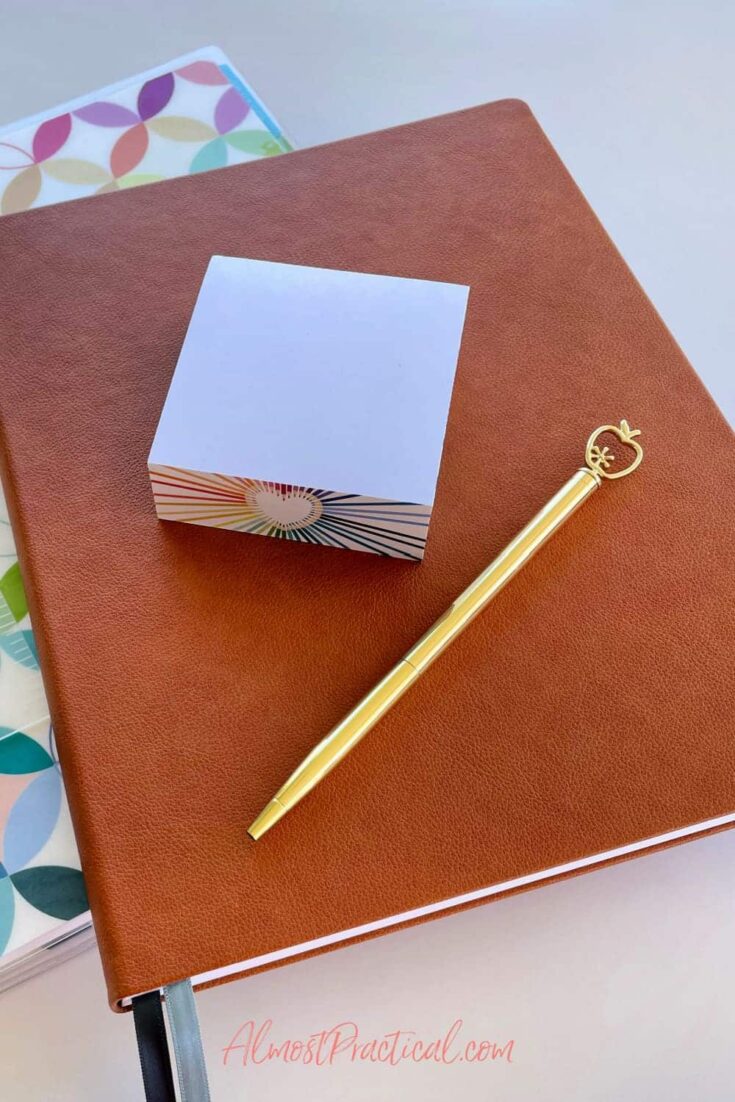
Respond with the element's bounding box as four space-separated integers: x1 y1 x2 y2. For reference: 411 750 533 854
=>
0 100 732 1010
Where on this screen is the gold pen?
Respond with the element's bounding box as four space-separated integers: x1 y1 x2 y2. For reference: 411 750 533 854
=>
248 420 643 840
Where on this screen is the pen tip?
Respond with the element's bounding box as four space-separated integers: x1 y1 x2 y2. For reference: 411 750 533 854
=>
247 797 288 841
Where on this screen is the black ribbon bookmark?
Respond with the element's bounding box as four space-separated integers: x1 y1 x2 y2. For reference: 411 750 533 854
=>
132 990 177 1102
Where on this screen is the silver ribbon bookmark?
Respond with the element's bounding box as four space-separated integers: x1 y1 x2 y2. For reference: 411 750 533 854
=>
164 979 212 1102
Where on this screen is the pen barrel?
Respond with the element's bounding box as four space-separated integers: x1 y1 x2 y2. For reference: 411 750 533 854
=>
275 659 418 809
268 467 598 826
404 467 600 672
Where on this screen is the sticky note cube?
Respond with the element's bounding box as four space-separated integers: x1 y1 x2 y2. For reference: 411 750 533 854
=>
149 256 468 560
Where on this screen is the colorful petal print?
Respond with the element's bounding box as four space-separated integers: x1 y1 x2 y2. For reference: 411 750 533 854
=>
0 774 32 828
0 164 41 214
21 629 37 666
214 87 250 135
190 138 228 174
4 769 61 872
0 562 27 622
0 730 53 775
0 596 13 634
225 130 283 156
10 866 88 921
137 72 175 121
176 60 228 85
31 113 72 163
147 115 216 142
0 142 34 171
0 874 14 955
0 630 39 670
43 158 111 185
110 123 149 179
116 174 165 190
74 101 140 128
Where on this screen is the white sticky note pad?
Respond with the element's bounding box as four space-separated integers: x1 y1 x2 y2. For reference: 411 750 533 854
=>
149 256 469 559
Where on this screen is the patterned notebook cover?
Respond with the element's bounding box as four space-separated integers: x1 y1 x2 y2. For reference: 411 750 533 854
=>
0 47 291 984
0 46 291 214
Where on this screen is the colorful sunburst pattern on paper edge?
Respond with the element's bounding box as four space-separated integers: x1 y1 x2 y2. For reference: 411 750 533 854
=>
149 465 431 560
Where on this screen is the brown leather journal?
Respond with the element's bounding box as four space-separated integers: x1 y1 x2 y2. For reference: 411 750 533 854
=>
0 101 732 1011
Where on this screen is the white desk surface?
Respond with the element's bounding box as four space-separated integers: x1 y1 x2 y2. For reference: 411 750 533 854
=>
0 3 733 1099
